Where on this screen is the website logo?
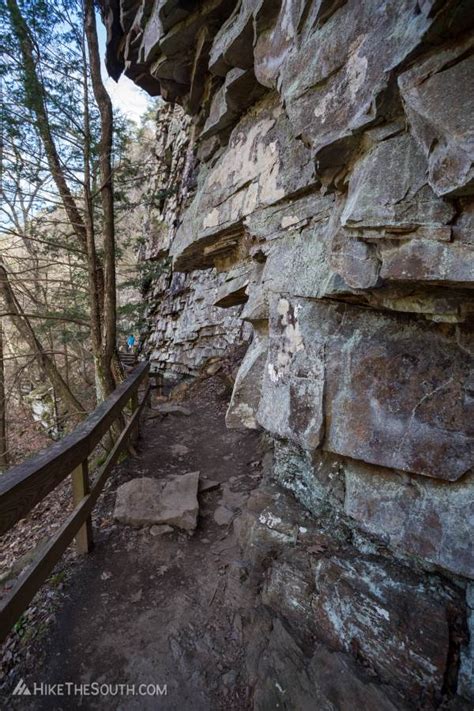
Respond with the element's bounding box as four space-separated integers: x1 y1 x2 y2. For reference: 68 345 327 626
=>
12 679 31 696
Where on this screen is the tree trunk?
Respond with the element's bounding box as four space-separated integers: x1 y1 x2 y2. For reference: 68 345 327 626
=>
85 0 118 398
0 319 8 470
0 263 85 418
63 332 70 388
81 43 106 403
5 0 88 253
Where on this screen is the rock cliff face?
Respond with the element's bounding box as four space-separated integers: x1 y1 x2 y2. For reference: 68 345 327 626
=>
102 0 474 705
137 102 248 375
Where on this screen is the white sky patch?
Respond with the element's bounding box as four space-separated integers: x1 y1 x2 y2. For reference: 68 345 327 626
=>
96 14 153 124
105 75 151 124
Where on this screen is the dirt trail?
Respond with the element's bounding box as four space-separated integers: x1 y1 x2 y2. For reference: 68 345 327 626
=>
11 376 261 710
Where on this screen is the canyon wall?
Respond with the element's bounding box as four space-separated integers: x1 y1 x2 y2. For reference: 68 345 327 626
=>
102 0 474 706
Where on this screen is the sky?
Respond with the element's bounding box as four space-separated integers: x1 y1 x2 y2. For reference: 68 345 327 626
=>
96 16 153 125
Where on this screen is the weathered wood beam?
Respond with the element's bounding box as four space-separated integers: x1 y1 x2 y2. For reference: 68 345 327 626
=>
0 362 148 536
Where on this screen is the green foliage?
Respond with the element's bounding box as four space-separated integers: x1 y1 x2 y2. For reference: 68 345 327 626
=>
140 256 171 294
117 303 146 335
48 569 66 588
13 613 26 635
116 257 170 334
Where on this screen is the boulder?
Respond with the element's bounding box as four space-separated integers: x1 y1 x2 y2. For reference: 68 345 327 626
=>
310 554 463 698
114 473 200 531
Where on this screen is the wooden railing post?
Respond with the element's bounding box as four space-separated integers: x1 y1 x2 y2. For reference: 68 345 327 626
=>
71 460 93 554
156 371 164 397
144 370 151 410
131 390 140 442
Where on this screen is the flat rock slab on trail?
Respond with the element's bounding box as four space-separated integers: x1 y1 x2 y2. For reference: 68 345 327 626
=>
8 376 261 710
114 472 200 531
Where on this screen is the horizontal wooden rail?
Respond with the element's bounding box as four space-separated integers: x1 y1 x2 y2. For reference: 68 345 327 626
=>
0 361 149 536
0 362 150 643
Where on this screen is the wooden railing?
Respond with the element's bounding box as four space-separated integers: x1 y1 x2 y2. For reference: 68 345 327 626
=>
0 361 150 643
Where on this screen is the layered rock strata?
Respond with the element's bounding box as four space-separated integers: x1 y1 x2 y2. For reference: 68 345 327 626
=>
102 0 474 705
137 101 247 375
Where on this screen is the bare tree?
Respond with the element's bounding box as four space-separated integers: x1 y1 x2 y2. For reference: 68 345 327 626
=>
0 261 85 417
5 0 119 403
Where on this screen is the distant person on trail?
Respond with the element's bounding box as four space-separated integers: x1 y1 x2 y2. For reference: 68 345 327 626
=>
127 334 136 352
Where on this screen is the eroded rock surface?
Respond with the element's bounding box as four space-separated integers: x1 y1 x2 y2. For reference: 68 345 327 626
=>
101 0 474 705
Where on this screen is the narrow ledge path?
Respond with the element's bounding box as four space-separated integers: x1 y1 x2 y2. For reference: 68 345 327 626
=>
16 376 262 711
